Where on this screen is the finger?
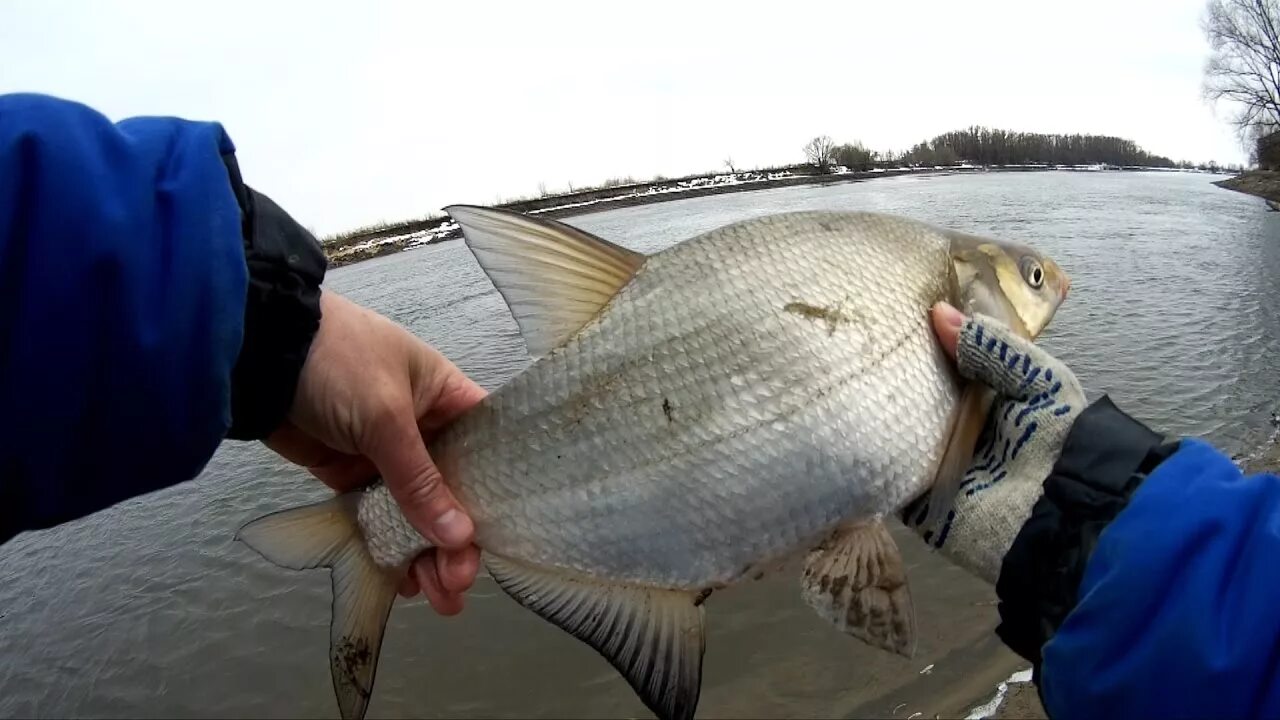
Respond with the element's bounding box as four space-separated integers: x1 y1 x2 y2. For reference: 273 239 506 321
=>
366 409 475 550
930 302 964 361
413 554 465 616
954 312 1074 400
266 424 379 492
436 544 481 594
418 359 489 436
309 455 380 493
264 421 348 468
398 573 420 598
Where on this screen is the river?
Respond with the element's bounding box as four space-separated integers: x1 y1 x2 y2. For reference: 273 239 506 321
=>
1 170 1276 719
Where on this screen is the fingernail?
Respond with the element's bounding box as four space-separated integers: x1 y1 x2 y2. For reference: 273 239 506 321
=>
433 508 473 547
936 302 965 329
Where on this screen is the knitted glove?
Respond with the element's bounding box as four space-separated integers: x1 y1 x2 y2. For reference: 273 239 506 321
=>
902 313 1087 583
903 311 1179 688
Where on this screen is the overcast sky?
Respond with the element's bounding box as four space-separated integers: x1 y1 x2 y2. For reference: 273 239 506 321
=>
1 0 1245 236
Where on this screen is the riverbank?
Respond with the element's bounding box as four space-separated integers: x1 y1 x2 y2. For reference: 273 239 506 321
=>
1243 434 1280 475
1213 170 1280 207
323 164 1217 268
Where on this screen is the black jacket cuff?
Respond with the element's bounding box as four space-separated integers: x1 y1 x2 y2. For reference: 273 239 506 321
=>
221 153 327 440
993 395 1179 686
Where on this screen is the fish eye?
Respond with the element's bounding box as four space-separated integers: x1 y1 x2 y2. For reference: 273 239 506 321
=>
1020 257 1044 288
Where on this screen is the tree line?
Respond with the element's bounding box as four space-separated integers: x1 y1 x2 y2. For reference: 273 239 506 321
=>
917 127 1175 167
802 127 1236 172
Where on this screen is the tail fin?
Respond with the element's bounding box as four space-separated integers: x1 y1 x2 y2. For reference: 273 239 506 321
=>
237 495 399 720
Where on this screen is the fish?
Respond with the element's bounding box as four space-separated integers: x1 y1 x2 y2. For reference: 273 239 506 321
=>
237 207 1069 720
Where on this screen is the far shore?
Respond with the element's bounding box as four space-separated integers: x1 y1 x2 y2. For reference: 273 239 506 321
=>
324 163 1225 269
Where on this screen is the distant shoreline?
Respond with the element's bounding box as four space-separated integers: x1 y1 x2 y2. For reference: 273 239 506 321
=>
325 164 1226 269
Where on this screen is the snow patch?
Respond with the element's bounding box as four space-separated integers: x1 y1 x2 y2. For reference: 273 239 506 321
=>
339 220 459 253
965 668 1034 719
524 170 800 215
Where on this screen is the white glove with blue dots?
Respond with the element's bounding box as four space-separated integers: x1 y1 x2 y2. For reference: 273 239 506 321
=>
903 311 1088 583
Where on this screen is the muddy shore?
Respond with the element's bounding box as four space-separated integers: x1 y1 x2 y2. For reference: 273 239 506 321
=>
1244 437 1280 475
1213 170 1280 206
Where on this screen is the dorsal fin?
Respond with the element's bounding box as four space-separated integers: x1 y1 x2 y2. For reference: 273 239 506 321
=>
445 205 646 358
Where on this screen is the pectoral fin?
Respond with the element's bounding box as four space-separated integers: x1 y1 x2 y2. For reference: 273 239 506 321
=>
485 554 705 720
921 382 995 531
800 518 916 658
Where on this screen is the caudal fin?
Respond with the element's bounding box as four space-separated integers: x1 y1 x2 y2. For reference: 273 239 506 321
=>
237 495 399 720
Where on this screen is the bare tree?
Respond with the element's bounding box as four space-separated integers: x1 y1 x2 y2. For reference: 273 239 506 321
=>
1202 0 1280 142
724 157 737 173
802 135 836 168
833 142 873 170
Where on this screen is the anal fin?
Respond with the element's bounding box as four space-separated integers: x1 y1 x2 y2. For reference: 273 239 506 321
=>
237 495 400 720
485 554 705 720
800 518 916 658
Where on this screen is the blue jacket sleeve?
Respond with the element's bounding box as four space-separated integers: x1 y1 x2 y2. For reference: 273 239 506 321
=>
0 93 248 540
1040 438 1280 719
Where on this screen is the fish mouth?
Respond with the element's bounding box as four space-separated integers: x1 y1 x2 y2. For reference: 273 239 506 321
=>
1061 274 1071 302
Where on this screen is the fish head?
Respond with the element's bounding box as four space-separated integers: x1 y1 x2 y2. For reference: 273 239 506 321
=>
945 229 1069 340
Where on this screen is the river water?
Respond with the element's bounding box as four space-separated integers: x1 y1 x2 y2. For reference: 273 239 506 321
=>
2 171 1277 719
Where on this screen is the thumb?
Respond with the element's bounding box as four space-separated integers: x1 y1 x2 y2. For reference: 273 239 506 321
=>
930 302 964 360
365 409 474 549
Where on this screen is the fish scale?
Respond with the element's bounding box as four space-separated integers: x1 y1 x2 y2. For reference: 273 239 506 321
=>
362 212 958 589
238 207 1068 720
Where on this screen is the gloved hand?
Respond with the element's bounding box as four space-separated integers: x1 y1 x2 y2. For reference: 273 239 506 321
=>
903 302 1176 683
902 306 1087 584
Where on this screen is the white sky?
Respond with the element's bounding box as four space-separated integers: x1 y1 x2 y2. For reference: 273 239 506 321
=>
0 0 1247 236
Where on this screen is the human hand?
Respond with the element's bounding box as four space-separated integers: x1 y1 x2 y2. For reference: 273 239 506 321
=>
901 302 1087 583
263 290 486 615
